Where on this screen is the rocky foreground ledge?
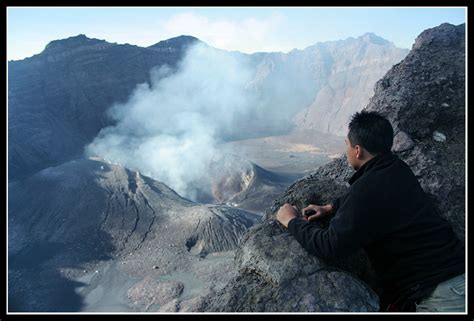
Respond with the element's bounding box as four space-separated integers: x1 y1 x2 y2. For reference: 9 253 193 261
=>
199 23 465 312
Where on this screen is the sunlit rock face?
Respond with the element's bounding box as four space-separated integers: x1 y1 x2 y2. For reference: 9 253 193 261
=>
293 33 408 137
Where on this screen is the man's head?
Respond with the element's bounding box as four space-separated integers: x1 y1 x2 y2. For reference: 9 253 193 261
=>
346 111 394 170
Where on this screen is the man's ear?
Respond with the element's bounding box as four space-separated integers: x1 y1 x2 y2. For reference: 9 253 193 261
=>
355 145 363 159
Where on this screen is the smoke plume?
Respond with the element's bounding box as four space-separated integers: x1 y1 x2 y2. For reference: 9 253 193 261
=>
86 43 257 200
86 41 319 200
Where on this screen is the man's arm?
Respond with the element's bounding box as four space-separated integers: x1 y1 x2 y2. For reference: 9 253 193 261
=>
276 203 341 259
331 196 342 214
287 218 339 260
277 193 369 260
302 204 334 222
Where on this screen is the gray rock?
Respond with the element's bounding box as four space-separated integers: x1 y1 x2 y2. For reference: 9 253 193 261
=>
366 22 465 239
433 131 447 142
236 221 326 286
203 269 378 312
128 278 184 310
158 299 181 312
179 296 209 312
392 131 415 152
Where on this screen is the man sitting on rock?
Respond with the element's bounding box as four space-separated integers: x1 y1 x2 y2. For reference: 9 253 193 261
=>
276 111 465 312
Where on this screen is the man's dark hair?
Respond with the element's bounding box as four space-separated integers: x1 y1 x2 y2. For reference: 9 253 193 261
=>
348 111 394 155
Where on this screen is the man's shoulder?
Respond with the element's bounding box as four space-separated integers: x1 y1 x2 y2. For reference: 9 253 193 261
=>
346 177 379 202
373 154 417 182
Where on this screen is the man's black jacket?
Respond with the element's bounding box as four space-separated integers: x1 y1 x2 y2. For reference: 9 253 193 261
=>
288 151 464 311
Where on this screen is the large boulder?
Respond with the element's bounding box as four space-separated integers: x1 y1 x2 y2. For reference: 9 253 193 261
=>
201 23 465 312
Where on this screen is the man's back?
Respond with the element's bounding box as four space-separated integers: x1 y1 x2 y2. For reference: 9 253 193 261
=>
287 151 464 310
342 151 465 309
279 111 465 312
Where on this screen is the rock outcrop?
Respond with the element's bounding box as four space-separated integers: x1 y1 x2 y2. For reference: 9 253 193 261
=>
365 23 466 239
201 23 465 312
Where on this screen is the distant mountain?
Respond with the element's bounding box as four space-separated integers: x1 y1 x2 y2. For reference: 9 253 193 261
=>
42 34 111 54
148 35 201 52
291 33 408 136
8 33 407 181
8 35 194 180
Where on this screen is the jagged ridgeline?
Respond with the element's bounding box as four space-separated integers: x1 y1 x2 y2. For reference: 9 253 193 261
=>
200 23 465 312
8 33 407 181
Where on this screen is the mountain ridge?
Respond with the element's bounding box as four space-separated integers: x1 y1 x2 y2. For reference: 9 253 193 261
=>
8 30 407 181
11 31 400 62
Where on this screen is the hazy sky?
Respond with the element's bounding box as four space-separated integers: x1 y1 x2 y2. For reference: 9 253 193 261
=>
7 6 466 61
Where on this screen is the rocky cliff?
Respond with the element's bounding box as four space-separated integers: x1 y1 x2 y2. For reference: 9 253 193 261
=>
200 23 465 312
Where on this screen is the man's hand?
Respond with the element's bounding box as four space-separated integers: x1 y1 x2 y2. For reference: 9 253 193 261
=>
276 203 298 228
302 204 333 222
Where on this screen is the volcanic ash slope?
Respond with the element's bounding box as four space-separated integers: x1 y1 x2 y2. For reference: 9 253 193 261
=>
8 157 259 312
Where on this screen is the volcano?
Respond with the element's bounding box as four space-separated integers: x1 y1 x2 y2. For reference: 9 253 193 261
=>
8 157 259 312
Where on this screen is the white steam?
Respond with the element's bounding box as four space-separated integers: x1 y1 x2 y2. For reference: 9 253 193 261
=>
86 43 261 200
86 42 317 200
